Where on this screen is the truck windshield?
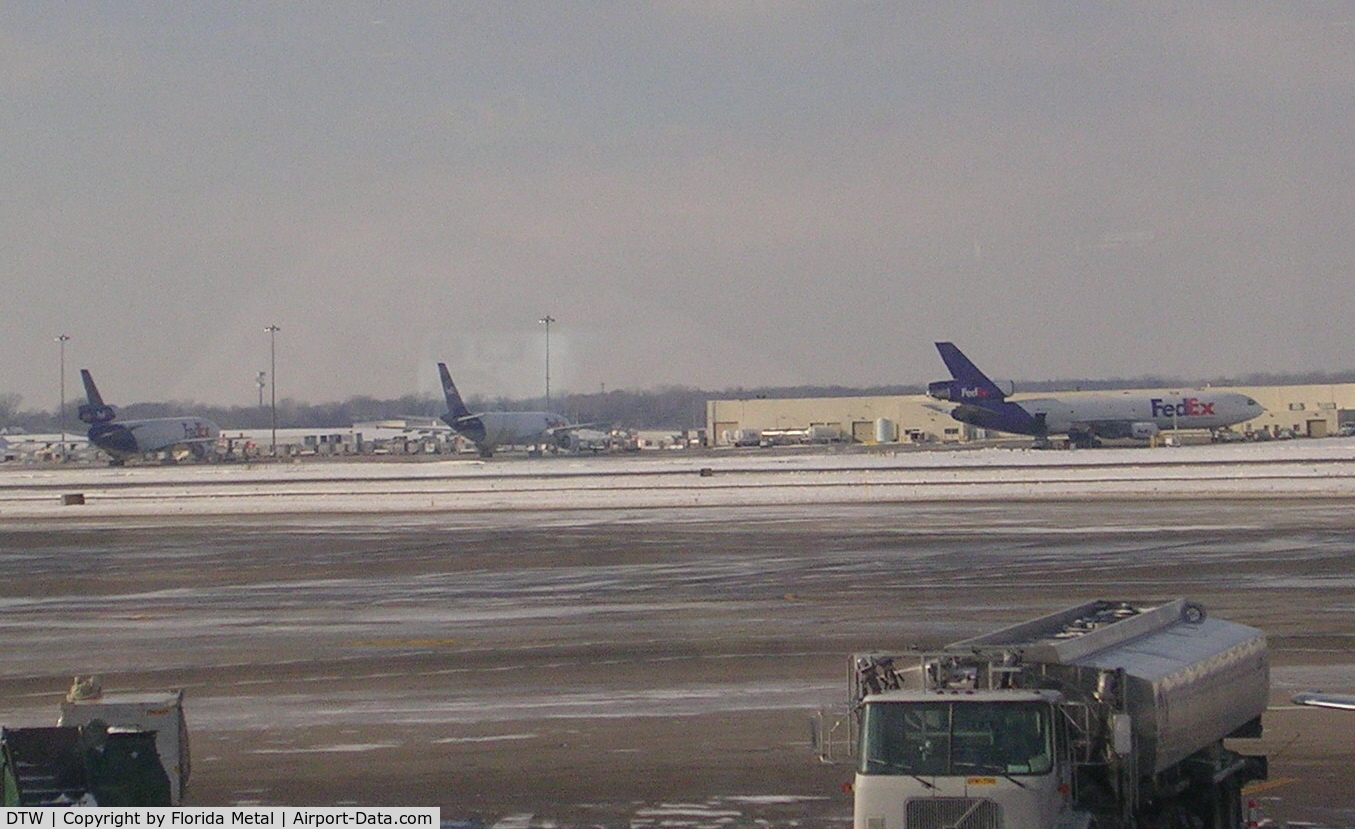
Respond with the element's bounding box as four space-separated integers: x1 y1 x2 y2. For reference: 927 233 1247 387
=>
858 700 1053 777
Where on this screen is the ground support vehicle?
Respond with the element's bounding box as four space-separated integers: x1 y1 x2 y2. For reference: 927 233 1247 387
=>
814 599 1268 829
58 681 189 804
1 723 170 806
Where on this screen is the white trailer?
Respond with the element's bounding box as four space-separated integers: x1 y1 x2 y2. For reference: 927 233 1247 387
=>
58 687 189 805
814 599 1268 829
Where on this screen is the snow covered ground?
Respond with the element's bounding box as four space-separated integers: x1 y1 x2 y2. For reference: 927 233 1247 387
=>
1 438 1354 520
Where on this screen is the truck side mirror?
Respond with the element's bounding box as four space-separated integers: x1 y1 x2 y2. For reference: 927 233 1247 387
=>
811 710 851 764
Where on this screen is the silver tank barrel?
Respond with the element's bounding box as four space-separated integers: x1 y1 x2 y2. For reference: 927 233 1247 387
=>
952 599 1268 775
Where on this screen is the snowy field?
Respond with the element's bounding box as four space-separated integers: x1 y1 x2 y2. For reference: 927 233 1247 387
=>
1 438 1355 520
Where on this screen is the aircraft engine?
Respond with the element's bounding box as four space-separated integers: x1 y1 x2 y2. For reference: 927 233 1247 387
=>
927 380 961 401
1130 422 1160 440
78 402 117 425
555 431 581 452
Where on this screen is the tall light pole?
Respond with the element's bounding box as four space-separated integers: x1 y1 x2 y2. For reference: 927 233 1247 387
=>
538 315 555 411
264 324 280 457
55 334 70 460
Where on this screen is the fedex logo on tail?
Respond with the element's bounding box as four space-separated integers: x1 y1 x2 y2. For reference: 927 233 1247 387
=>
1151 398 1216 418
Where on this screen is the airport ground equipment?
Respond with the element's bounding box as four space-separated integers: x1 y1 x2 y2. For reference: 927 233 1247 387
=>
813 599 1268 829
1 723 171 806
58 679 190 804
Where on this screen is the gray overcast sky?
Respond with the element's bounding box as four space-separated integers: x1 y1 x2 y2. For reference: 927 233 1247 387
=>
4 3 1354 408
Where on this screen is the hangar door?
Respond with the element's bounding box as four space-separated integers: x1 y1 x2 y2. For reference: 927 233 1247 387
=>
852 421 875 443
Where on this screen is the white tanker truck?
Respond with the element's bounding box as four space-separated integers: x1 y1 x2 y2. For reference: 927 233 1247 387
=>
813 599 1268 829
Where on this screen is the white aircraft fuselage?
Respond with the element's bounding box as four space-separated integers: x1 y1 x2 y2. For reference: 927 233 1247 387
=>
88 417 221 461
1003 390 1265 440
468 411 573 450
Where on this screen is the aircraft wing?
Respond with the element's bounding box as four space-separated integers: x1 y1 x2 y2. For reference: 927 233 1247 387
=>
543 422 610 436
390 417 457 436
1292 692 1355 710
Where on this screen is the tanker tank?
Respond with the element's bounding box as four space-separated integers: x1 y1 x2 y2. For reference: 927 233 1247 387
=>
951 598 1268 776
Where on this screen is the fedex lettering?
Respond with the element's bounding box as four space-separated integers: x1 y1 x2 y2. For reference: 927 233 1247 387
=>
1150 398 1216 418
960 386 992 399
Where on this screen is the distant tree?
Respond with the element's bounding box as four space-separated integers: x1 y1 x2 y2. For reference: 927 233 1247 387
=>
0 393 21 423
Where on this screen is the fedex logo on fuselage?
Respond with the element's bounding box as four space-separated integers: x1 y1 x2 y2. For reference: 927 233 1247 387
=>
1151 398 1216 418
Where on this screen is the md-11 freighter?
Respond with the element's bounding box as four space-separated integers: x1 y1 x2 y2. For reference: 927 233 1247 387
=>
928 342 1264 448
78 369 220 465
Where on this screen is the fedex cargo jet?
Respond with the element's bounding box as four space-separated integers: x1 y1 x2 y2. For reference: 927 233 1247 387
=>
78 369 220 465
928 342 1264 448
438 363 602 457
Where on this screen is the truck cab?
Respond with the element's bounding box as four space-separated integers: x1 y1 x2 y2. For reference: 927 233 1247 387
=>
818 600 1268 829
854 689 1082 829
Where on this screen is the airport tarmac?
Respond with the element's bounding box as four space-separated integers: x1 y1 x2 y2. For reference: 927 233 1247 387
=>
2 443 1355 826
